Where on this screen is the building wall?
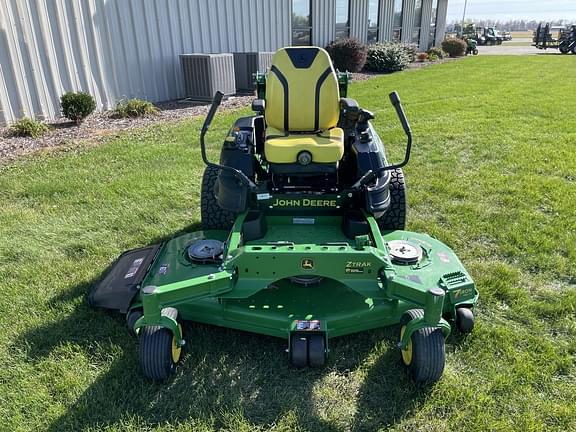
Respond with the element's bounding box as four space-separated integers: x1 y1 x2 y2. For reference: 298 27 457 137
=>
0 0 450 125
379 0 395 41
419 0 434 49
435 0 449 46
312 0 336 48
0 0 290 124
350 0 369 41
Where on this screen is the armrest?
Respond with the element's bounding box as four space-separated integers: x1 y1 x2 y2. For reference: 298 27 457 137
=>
251 99 265 114
339 98 360 129
340 98 359 112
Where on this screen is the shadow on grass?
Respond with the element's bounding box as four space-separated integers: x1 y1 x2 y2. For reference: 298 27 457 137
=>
19 226 437 430
21 297 435 430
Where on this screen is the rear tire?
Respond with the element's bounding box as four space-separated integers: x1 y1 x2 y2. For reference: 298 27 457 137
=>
377 168 406 230
139 307 183 381
200 166 237 230
400 309 446 384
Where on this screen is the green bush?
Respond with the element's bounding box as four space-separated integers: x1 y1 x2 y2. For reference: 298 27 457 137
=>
325 38 368 72
113 98 159 118
365 43 411 73
8 117 51 138
441 38 467 57
428 53 439 62
427 46 446 59
60 91 96 124
397 42 419 62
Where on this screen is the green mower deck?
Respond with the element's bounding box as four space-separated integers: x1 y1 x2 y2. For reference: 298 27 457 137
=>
133 214 476 340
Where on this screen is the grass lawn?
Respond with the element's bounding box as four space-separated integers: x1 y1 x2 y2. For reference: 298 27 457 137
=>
1 56 575 432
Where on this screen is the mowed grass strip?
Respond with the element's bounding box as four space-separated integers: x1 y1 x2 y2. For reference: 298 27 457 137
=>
0 56 575 432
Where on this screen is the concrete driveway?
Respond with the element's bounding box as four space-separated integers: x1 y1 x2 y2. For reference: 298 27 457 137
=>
477 38 562 55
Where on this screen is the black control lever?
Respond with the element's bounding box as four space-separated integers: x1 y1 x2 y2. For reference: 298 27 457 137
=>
200 92 256 189
351 91 413 190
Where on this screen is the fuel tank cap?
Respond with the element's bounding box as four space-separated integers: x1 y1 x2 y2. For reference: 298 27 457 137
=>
387 240 422 264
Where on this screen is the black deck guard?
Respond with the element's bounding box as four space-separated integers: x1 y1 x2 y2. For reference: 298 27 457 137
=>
88 244 161 313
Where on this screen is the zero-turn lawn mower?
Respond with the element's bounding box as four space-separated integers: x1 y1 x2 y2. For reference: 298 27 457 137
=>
533 23 576 54
89 47 478 384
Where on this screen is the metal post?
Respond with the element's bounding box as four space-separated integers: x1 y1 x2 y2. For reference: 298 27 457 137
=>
461 0 469 36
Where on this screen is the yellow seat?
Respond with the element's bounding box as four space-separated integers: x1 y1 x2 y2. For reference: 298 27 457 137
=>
264 47 343 164
265 127 344 164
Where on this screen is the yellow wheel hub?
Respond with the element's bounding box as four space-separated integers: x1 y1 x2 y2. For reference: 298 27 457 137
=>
400 325 413 365
171 324 182 363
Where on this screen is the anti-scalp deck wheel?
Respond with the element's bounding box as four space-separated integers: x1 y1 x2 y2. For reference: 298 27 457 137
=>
126 308 143 336
400 309 445 384
290 335 308 368
139 307 183 381
456 307 475 334
308 335 327 367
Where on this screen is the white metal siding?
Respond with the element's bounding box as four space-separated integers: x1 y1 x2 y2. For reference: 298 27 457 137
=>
435 0 448 47
312 0 336 48
350 0 368 41
379 0 395 41
419 0 433 49
401 0 416 43
0 0 290 124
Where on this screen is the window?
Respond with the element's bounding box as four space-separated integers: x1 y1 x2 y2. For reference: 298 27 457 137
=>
367 0 380 43
392 0 403 41
412 0 423 43
429 0 438 46
335 0 350 39
292 0 312 46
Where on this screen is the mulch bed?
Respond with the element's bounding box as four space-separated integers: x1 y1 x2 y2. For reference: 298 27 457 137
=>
1 58 460 163
0 96 253 163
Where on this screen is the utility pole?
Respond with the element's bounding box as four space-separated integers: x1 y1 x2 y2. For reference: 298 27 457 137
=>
461 0 469 35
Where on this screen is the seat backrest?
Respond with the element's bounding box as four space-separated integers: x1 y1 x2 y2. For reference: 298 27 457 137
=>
266 47 340 133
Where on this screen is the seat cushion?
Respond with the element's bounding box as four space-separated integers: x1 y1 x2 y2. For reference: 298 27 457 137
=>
265 127 344 164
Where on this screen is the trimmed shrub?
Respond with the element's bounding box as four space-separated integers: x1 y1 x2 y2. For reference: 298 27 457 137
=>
397 42 419 62
441 38 467 57
416 52 429 62
325 38 368 72
113 98 159 118
428 53 439 62
8 117 51 138
365 43 411 73
60 91 96 124
427 46 446 59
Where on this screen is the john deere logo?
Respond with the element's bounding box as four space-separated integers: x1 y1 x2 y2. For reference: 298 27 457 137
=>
301 258 314 270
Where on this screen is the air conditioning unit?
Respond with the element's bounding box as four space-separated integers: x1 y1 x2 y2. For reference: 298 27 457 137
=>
180 53 236 101
233 52 274 93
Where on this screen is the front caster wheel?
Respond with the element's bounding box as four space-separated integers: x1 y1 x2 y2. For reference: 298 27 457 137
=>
308 335 327 367
400 309 446 384
139 307 183 381
456 307 475 333
290 335 308 368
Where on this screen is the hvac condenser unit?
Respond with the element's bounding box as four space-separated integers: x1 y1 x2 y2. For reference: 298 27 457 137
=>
180 53 235 101
233 52 274 93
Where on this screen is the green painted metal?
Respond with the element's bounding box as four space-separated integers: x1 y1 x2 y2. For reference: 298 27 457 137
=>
131 211 477 344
